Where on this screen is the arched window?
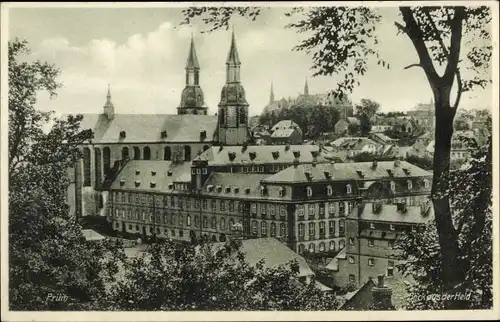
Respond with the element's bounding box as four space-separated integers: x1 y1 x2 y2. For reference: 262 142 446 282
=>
346 184 352 194
306 186 313 197
203 145 210 152
270 222 276 236
219 109 225 126
133 146 141 160
143 146 151 160
339 239 346 249
203 216 208 228
390 181 396 192
329 240 336 251
220 218 226 231
103 147 111 174
407 180 413 190
164 146 172 161
211 217 217 229
122 147 129 160
319 242 325 252
261 222 267 236
184 145 191 161
298 244 305 254
424 179 430 189
94 148 102 186
326 185 333 196
251 221 258 235
309 243 316 253
83 147 91 187
211 235 217 242
219 233 226 242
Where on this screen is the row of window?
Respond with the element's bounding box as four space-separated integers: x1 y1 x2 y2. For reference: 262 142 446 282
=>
347 257 395 276
297 220 345 237
250 221 287 237
298 239 346 253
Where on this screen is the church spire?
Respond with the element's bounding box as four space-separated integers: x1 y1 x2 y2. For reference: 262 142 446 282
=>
226 28 241 66
186 34 200 70
103 84 115 119
269 82 275 104
304 78 309 96
225 29 241 83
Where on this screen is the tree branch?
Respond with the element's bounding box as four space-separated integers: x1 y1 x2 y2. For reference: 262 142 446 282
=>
452 68 463 109
399 7 441 89
443 7 466 83
404 63 423 70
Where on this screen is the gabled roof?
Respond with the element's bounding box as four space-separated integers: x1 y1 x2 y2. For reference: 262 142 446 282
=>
71 113 218 144
200 172 270 199
271 120 301 132
271 128 297 138
330 137 380 150
213 238 314 277
358 202 434 224
109 160 192 192
262 161 431 184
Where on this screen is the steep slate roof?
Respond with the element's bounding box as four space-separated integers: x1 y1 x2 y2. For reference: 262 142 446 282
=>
193 145 336 166
271 120 300 131
72 113 218 144
371 133 397 143
213 238 314 277
271 128 296 138
263 161 431 184
200 172 271 200
109 160 192 192
358 203 434 224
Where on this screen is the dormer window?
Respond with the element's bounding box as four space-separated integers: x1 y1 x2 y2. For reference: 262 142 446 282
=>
326 185 333 196
324 171 332 179
134 180 141 187
390 181 396 192
225 187 231 193
403 168 411 175
244 187 251 194
305 171 313 180
120 179 125 186
200 130 207 140
278 187 285 197
120 130 126 138
292 150 301 158
207 185 214 192
346 184 352 194
150 181 156 188
407 180 412 190
249 151 257 160
387 169 394 176
228 152 236 161
161 130 167 138
216 185 222 193
260 186 267 196
306 186 313 197
151 171 156 176
356 170 365 178
424 179 430 189
233 187 239 194
135 170 140 175
167 170 173 176
168 183 173 190
272 151 279 159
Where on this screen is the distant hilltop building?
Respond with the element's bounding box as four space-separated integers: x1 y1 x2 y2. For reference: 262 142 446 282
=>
262 79 353 116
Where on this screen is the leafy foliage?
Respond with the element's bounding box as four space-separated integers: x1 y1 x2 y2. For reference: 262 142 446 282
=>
395 137 493 309
260 104 342 140
406 154 434 171
8 38 126 310
110 240 339 310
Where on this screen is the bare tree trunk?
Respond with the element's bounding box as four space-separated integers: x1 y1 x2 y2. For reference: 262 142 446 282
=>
432 91 466 309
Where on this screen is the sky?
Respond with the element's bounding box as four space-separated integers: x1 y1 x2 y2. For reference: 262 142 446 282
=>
7 5 493 117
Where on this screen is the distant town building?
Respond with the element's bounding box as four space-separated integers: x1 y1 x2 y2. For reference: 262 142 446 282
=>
330 137 381 157
334 117 361 136
270 128 302 145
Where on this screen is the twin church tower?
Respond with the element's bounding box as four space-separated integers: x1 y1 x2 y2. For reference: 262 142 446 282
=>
178 31 249 146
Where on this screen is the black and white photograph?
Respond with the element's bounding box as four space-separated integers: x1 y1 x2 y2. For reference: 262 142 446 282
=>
1 1 498 321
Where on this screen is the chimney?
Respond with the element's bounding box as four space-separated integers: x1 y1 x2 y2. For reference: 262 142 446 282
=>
394 159 401 167
285 143 290 151
120 130 126 138
219 143 224 152
242 141 248 152
293 158 300 168
371 275 395 310
293 151 301 158
372 160 378 169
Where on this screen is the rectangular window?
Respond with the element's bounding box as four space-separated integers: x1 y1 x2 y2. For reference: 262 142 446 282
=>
280 205 286 217
229 201 234 212
309 222 315 236
280 223 286 237
368 258 374 266
298 224 304 236
328 203 335 215
251 203 257 214
195 199 200 209
211 200 216 211
186 198 191 209
319 204 325 215
319 222 325 235
390 224 395 231
349 275 355 283
339 220 345 234
260 204 266 215
270 205 275 216
202 199 207 209
329 221 335 235
308 204 315 217
261 222 267 235
297 205 304 217
387 260 395 276
368 239 374 247
220 200 225 211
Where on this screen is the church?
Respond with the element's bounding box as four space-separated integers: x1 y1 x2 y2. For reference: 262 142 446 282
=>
68 30 252 219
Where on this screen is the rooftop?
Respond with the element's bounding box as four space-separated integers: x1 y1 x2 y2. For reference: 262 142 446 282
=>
263 160 431 184
359 202 434 225
270 128 297 138
110 160 192 192
71 113 218 144
330 137 380 150
200 172 271 199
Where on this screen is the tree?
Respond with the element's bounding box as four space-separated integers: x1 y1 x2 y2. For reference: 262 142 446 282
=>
355 99 380 118
8 38 125 310
395 136 493 309
406 154 434 171
180 5 492 308
110 240 339 310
